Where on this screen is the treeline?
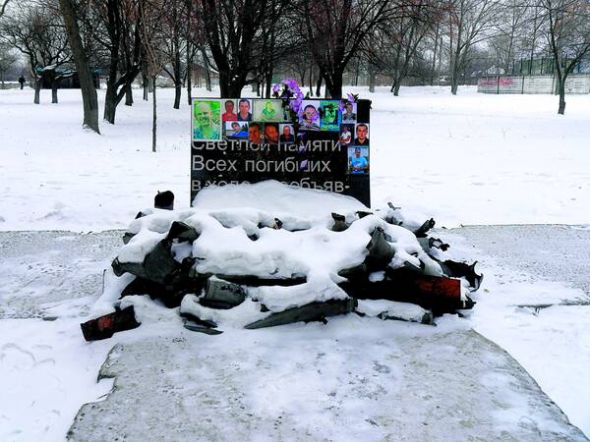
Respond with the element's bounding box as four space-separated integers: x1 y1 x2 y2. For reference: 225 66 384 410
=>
1 0 590 125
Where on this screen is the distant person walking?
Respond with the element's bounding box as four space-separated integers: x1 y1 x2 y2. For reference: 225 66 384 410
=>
18 76 25 90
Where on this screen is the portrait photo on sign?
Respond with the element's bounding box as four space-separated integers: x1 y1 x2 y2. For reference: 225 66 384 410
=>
263 123 280 145
339 124 354 146
354 123 370 145
248 122 264 144
348 146 369 174
224 121 248 139
253 99 285 122
222 99 238 122
237 98 253 122
299 100 320 131
320 100 341 131
341 101 357 123
279 124 295 143
192 100 221 141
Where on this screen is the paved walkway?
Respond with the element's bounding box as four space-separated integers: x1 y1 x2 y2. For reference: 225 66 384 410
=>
0 228 588 441
450 224 590 298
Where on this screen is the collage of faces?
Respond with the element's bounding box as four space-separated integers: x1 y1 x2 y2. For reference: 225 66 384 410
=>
192 98 370 174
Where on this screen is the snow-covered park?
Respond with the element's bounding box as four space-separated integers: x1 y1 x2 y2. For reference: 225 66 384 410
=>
0 85 589 441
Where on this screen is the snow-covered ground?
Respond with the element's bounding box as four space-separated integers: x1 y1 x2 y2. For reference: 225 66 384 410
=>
1 85 588 231
0 85 589 441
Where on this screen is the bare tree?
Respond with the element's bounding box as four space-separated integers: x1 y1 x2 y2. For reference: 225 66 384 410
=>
540 0 590 114
520 0 546 74
0 41 17 88
59 0 100 133
160 0 187 109
0 0 10 19
87 0 143 123
446 0 498 94
139 0 166 151
285 47 313 93
372 0 441 95
1 2 71 104
488 0 530 74
302 0 398 98
184 0 200 104
258 0 301 98
199 0 269 97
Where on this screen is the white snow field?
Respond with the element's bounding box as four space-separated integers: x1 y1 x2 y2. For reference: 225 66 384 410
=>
0 85 589 441
1 85 589 231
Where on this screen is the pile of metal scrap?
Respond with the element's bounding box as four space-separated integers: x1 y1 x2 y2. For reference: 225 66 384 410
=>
81 201 482 341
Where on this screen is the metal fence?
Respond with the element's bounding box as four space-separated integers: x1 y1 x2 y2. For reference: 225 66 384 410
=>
516 58 590 76
478 75 590 94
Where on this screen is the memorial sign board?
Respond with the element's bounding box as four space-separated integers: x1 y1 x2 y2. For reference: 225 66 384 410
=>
190 98 371 206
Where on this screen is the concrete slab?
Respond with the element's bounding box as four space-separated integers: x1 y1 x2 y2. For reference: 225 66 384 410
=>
66 326 586 441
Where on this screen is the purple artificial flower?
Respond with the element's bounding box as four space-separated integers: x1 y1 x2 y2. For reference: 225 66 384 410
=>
347 93 356 103
285 78 298 90
291 95 302 113
271 78 305 116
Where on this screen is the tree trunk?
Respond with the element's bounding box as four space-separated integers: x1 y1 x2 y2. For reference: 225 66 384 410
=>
152 76 157 152
173 47 181 109
104 85 117 123
265 67 273 99
103 52 120 123
218 67 246 98
450 55 460 95
451 78 459 95
186 51 192 105
325 70 344 99
393 81 401 96
205 67 212 92
200 48 211 92
142 69 149 101
219 70 229 97
174 82 181 109
186 0 192 105
59 0 100 133
431 24 440 85
51 81 59 103
449 14 456 96
34 77 42 104
315 70 323 97
103 38 120 123
368 67 376 93
125 82 133 106
557 79 566 115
